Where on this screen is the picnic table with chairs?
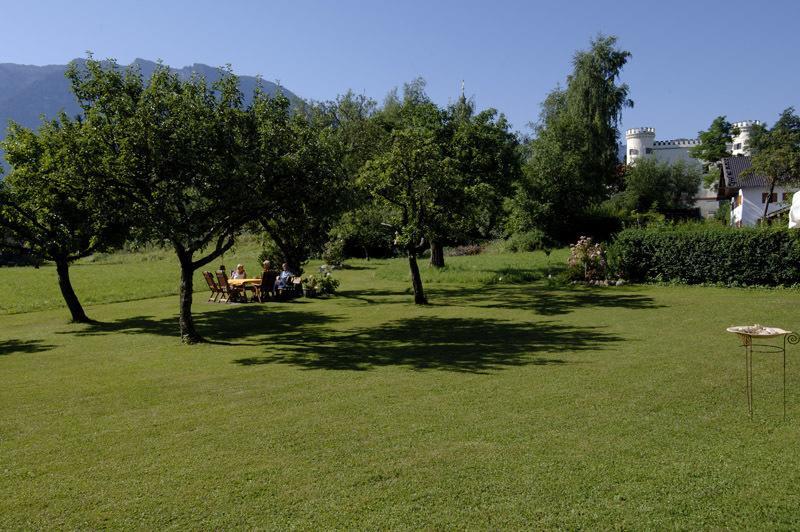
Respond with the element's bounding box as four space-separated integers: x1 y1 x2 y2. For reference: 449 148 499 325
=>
203 268 302 304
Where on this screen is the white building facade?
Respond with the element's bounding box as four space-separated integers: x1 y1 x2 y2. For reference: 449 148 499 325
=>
721 155 791 227
623 121 764 219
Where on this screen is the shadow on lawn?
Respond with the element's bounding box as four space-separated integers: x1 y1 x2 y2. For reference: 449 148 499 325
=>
60 304 337 346
432 284 662 316
234 316 622 373
0 338 55 356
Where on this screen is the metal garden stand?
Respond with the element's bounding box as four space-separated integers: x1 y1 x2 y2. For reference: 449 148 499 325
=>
727 326 799 420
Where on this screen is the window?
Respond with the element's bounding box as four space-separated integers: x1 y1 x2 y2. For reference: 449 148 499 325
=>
629 148 639 156
734 143 742 150
762 192 778 203
645 148 653 154
783 192 794 201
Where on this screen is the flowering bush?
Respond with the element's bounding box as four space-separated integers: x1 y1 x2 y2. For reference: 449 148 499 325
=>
302 275 319 290
567 236 607 282
317 273 340 295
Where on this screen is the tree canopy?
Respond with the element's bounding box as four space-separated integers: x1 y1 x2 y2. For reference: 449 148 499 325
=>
608 158 701 214
0 114 128 322
509 35 632 242
746 107 800 220
67 58 259 342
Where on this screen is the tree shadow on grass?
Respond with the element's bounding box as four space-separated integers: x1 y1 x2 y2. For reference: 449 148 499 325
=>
0 339 55 356
59 304 337 346
432 284 662 316
234 316 623 373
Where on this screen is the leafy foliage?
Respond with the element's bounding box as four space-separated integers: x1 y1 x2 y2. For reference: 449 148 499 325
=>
321 238 346 266
0 114 128 322
253 95 351 273
609 224 800 286
745 107 800 220
510 35 632 242
67 57 257 341
689 116 734 167
608 158 701 213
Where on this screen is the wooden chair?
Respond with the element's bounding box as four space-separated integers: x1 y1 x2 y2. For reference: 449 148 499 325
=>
275 274 301 300
203 271 222 302
254 270 278 302
215 271 244 303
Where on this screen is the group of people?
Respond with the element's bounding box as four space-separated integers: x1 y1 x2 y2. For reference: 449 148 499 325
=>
218 260 296 295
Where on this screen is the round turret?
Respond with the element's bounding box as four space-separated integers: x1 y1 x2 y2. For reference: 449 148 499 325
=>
625 127 655 164
731 120 762 156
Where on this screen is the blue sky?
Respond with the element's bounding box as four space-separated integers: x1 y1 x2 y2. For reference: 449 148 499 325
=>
1 0 798 139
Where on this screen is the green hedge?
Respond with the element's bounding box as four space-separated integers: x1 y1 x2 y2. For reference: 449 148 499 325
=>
608 225 800 286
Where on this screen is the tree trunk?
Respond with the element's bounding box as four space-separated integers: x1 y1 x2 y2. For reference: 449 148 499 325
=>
55 257 91 323
178 254 202 344
429 240 445 268
407 248 427 305
762 182 776 223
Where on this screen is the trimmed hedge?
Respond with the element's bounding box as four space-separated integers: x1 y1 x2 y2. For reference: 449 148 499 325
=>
608 225 800 286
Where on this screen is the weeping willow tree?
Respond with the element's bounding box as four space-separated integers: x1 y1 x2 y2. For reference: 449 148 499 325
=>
509 35 633 241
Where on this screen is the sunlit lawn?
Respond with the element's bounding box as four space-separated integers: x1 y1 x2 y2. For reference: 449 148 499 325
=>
2 249 800 528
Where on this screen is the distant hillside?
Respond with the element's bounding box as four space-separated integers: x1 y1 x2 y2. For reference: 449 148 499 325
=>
0 58 299 166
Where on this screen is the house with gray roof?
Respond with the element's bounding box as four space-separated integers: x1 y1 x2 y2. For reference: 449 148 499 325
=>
720 156 795 226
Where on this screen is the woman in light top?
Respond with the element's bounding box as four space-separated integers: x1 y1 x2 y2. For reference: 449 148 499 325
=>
231 264 247 279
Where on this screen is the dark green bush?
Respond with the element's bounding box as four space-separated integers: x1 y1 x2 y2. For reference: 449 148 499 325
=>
609 224 800 286
505 229 547 252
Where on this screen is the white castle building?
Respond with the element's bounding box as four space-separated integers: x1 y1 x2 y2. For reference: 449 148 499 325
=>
622 121 769 221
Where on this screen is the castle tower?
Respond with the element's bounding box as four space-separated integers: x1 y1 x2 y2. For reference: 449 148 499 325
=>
731 120 762 156
625 127 656 164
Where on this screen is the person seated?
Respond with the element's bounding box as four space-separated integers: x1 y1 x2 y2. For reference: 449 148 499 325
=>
231 264 247 280
257 260 278 300
274 262 294 292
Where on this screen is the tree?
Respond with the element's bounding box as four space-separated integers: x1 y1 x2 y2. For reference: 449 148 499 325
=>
689 115 735 189
609 158 701 213
510 35 632 241
745 107 800 221
368 81 520 269
253 94 354 273
425 94 520 267
68 58 257 343
0 114 128 322
358 83 455 303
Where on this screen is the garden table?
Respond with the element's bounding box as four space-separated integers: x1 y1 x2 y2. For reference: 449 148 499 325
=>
227 278 262 287
726 325 799 420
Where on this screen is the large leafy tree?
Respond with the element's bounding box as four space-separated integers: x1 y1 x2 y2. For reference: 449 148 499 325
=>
745 107 800 221
426 94 520 267
0 115 128 322
689 115 735 189
609 158 701 213
253 94 350 273
68 58 257 343
358 84 454 304
690 115 735 164
510 35 632 241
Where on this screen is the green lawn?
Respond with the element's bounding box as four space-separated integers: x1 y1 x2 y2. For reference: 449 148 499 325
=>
2 250 800 528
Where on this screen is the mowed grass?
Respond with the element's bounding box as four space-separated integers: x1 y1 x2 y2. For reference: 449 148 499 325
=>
2 250 800 528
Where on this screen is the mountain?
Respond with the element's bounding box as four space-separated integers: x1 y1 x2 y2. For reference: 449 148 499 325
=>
0 58 299 167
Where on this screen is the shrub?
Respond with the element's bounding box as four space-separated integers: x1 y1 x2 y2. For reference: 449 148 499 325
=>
446 244 484 256
608 224 800 286
317 273 340 295
567 236 608 281
506 229 547 252
322 238 345 267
